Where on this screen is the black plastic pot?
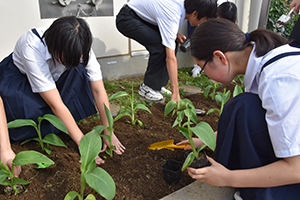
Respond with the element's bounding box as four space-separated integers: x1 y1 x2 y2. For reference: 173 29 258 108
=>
184 150 211 169
161 159 183 185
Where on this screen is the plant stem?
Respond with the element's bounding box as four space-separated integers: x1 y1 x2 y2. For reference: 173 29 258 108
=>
187 110 198 159
37 122 44 151
79 174 86 200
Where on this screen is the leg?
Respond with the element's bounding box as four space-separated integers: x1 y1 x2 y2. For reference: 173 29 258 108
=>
215 92 300 200
289 18 300 47
116 6 170 90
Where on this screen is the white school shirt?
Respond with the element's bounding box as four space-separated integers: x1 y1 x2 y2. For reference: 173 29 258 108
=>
127 0 186 50
12 27 102 93
244 44 300 158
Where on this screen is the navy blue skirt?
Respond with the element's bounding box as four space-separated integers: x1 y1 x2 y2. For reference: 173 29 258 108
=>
215 92 300 200
0 54 97 142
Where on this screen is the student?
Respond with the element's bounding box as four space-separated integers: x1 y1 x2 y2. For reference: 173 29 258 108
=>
191 1 237 77
116 0 217 101
289 0 300 47
0 96 21 177
0 16 125 165
177 18 300 199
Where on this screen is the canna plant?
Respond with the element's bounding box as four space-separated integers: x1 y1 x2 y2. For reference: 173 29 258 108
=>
64 129 115 200
207 88 231 117
109 85 152 126
92 104 116 158
204 82 219 100
7 114 69 155
0 150 54 195
165 98 216 170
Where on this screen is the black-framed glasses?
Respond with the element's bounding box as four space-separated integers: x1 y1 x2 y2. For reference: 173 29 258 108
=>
199 55 211 75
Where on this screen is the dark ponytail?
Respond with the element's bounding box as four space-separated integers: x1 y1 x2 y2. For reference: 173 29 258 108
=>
190 18 288 61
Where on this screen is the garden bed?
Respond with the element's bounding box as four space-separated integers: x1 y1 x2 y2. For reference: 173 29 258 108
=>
0 76 236 200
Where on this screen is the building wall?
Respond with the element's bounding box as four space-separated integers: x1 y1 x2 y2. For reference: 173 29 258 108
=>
0 0 267 80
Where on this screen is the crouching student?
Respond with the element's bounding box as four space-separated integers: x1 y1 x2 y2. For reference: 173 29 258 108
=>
0 16 125 165
177 18 300 199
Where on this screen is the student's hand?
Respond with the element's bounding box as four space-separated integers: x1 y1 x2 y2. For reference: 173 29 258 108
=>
100 130 126 155
0 149 21 177
176 138 204 150
176 33 187 44
187 156 230 187
290 0 300 12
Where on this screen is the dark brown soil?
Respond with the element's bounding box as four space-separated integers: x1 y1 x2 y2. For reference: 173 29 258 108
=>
0 81 235 200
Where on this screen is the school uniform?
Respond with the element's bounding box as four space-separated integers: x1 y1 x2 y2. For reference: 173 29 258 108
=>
215 44 300 199
116 0 185 91
0 27 102 142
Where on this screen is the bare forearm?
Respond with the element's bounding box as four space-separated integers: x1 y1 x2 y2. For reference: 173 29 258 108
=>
228 157 300 188
165 47 179 100
0 97 11 151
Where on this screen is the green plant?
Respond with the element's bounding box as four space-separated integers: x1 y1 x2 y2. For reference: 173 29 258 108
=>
109 85 152 126
207 88 231 116
165 98 216 171
204 83 219 100
92 104 116 158
267 0 299 38
64 129 115 200
0 151 54 194
7 114 69 155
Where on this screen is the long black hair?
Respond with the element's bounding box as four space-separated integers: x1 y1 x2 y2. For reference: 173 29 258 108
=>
191 18 288 61
43 16 93 69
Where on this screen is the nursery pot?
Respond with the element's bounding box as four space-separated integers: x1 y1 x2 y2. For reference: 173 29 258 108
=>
161 159 183 185
184 150 211 169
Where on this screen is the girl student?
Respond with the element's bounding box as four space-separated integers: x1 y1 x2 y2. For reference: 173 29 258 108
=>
0 16 125 166
177 18 300 199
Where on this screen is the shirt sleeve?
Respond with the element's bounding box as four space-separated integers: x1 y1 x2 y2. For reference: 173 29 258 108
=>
85 50 103 81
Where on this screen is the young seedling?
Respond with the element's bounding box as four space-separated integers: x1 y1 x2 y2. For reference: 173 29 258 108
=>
165 98 216 170
92 104 116 158
64 129 115 200
204 83 219 100
0 150 54 195
7 114 69 155
109 85 152 126
207 88 231 116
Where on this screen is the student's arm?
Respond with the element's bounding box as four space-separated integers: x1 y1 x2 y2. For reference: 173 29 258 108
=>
165 47 180 102
0 97 21 177
187 155 300 188
290 0 300 11
89 80 125 155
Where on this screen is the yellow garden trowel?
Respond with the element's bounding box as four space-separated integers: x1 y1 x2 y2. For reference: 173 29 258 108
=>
148 140 190 151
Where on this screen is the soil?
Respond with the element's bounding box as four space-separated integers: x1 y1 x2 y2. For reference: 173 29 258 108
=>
0 79 235 200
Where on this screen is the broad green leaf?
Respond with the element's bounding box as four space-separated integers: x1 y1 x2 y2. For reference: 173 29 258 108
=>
197 145 207 154
93 125 106 135
207 108 220 115
177 127 189 139
164 100 177 117
233 85 243 97
64 191 78 200
36 163 53 169
42 133 67 148
0 170 9 183
79 130 102 172
11 177 30 185
84 167 116 200
0 178 12 186
134 104 152 114
21 137 39 145
0 161 11 174
104 104 114 128
182 151 195 171
113 112 130 122
13 150 54 166
85 194 96 200
215 94 223 105
7 119 37 129
204 85 212 98
108 91 129 102
44 147 52 155
224 90 231 103
100 134 110 141
191 122 216 151
42 114 68 134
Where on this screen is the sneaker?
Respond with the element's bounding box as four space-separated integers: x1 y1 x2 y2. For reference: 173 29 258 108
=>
191 64 201 78
234 191 243 200
139 83 163 101
160 87 172 95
